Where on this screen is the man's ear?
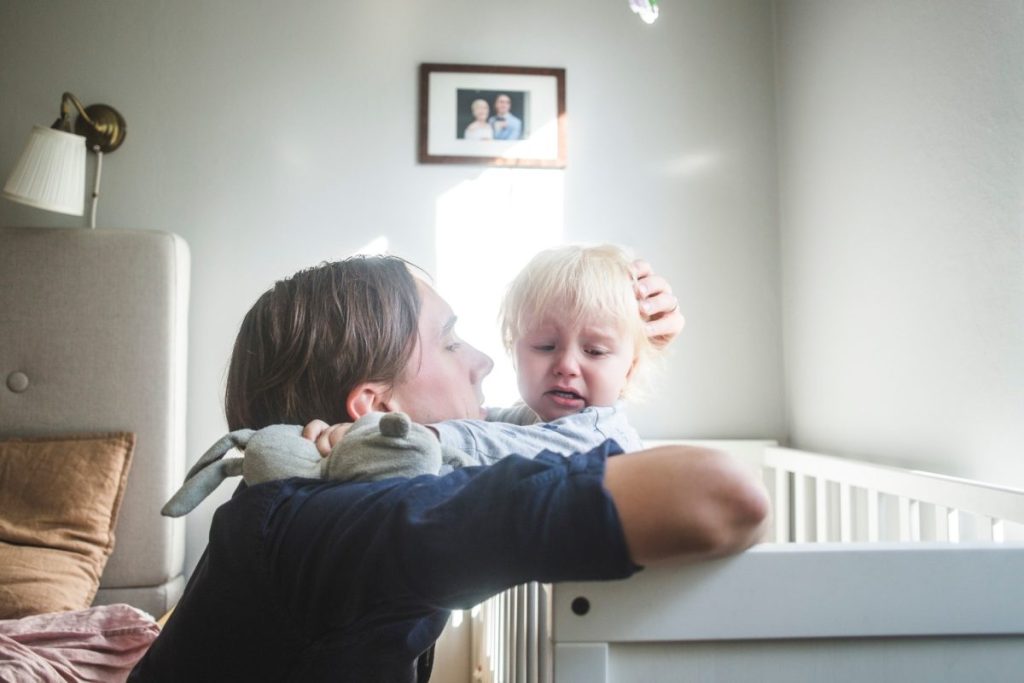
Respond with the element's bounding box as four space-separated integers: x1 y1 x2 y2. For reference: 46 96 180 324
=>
346 382 392 420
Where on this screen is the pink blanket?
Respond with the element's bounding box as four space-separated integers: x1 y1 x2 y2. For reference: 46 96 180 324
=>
0 604 158 682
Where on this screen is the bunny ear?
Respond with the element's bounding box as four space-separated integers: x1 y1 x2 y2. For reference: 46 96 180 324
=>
182 429 255 482
161 458 242 517
163 430 254 518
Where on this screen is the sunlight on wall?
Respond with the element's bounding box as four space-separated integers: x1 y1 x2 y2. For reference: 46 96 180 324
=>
665 150 719 177
351 235 389 256
434 169 565 408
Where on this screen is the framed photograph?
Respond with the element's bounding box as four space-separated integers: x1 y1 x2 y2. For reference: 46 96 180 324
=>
418 63 567 169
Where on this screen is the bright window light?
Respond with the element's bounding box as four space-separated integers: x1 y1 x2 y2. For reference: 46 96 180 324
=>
351 235 389 256
435 168 565 409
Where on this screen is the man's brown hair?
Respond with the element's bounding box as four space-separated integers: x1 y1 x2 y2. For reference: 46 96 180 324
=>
224 255 420 430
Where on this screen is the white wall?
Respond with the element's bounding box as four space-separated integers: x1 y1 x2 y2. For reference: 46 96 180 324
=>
775 0 1024 486
0 0 783 577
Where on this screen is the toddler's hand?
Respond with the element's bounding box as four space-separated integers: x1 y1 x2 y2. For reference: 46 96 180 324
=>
302 419 352 458
632 258 685 348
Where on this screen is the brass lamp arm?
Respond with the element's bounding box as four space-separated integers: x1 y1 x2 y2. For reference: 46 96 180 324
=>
52 91 127 154
55 92 90 130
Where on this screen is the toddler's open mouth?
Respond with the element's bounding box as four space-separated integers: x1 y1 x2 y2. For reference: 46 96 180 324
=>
545 389 586 410
548 389 582 400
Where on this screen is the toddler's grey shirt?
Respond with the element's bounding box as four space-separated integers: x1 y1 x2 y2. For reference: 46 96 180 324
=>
431 403 643 466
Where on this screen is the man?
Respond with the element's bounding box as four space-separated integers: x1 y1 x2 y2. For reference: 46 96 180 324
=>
131 256 767 682
489 93 523 140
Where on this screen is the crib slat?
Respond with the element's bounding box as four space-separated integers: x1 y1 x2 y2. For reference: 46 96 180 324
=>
496 597 503 683
493 595 500 682
502 591 509 683
934 504 949 541
948 508 961 543
815 478 828 542
484 606 492 683
490 596 497 682
512 588 519 680
495 593 503 682
526 584 538 683
485 598 495 681
794 474 808 543
897 497 911 541
517 587 524 682
539 584 552 683
494 596 501 680
516 585 527 683
910 500 922 542
867 489 880 542
773 467 790 543
993 518 1006 543
839 483 853 542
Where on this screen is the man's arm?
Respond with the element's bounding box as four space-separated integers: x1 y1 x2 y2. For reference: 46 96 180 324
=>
603 445 769 564
303 420 770 564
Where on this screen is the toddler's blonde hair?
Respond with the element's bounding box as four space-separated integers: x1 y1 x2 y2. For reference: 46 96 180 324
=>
499 244 657 397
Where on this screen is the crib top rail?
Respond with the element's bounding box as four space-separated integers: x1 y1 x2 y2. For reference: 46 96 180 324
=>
553 542 1024 644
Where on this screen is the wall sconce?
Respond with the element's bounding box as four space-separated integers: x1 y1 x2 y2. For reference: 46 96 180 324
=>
2 92 126 228
629 0 659 24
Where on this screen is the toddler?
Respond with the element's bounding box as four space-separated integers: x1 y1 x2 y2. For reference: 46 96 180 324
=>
431 243 659 463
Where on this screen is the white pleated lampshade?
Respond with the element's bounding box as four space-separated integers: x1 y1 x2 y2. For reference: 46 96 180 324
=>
2 125 86 216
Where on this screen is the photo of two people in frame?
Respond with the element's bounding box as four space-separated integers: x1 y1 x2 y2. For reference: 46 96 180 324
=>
456 89 527 141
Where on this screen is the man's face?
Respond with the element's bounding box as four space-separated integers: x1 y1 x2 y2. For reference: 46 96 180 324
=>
513 313 636 422
495 95 511 116
387 280 494 423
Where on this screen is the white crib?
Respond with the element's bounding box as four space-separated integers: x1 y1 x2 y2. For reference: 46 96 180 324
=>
466 441 1024 683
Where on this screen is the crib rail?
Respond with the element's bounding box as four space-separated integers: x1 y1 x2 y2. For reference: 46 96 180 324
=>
469 443 1024 682
767 447 1024 544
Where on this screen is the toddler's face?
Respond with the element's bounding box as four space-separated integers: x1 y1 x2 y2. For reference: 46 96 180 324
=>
513 314 636 422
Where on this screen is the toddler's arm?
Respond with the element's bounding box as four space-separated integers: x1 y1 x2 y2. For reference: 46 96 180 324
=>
433 406 642 466
484 403 539 426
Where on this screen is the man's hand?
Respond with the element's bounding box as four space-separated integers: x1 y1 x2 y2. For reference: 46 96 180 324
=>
632 258 685 348
302 420 352 458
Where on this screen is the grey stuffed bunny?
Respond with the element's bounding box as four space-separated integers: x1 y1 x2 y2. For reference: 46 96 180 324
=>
161 412 476 518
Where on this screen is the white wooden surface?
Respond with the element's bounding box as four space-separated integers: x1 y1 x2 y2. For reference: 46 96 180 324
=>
601 637 1024 683
552 644 607 683
553 544 1024 642
551 542 1024 681
472 442 1024 683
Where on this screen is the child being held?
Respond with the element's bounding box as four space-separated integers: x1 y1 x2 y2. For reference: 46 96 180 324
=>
430 243 660 462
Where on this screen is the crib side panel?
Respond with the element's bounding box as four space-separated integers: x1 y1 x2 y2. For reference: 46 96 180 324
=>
765 447 1024 544
553 544 1024 642
598 637 1024 683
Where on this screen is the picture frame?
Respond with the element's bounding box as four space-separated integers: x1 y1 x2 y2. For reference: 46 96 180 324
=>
418 63 567 169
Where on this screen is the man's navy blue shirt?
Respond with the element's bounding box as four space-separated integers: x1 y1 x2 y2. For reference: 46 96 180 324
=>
130 442 637 682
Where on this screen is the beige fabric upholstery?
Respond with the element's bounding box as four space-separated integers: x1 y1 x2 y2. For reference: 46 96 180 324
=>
0 432 136 618
0 227 189 617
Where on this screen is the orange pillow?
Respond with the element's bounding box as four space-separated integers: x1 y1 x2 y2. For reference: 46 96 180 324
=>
0 432 135 619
